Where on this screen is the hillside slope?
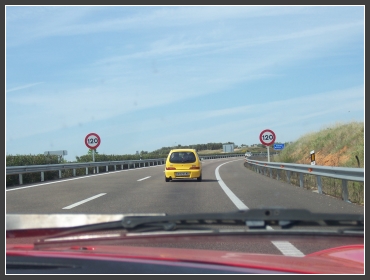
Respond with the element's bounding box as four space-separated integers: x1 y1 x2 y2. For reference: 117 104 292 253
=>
273 121 364 168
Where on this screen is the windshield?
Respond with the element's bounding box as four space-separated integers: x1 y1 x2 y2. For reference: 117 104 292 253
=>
6 5 364 275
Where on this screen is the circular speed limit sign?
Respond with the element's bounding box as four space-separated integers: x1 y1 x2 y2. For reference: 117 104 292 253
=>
85 133 101 149
259 129 276 146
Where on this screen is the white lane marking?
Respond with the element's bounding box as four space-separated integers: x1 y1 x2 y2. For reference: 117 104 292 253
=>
271 241 305 257
63 193 106 209
216 159 304 256
6 165 162 192
137 176 151 181
215 160 249 210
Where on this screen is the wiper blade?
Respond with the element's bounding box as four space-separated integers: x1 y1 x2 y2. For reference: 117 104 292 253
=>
31 208 363 243
121 208 363 231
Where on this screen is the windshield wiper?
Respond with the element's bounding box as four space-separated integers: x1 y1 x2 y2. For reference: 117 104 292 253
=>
30 208 363 243
121 208 363 231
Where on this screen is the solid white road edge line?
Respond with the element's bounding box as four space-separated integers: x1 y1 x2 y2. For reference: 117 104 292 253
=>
215 160 249 211
215 159 304 256
6 165 162 192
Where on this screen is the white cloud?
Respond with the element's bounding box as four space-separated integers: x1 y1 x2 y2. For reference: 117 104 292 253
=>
6 82 45 93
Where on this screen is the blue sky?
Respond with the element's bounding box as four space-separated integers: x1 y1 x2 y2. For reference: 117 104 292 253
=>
6 6 364 162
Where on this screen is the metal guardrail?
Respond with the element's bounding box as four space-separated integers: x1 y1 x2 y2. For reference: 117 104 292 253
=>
244 159 364 202
246 152 279 157
199 153 245 160
6 159 166 185
6 153 245 186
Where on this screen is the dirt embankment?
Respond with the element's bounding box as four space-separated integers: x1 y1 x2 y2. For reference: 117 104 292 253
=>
296 147 351 167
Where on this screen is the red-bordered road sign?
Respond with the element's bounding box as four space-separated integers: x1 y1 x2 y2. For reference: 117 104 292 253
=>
259 129 276 146
85 133 101 149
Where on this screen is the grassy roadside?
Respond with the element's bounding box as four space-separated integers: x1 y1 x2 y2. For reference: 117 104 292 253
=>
251 121 364 205
273 121 364 168
198 149 223 154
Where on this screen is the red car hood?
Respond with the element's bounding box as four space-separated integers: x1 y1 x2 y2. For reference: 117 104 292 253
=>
7 243 364 274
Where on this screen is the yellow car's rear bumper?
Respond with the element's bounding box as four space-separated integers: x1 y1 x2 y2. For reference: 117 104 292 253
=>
165 170 201 179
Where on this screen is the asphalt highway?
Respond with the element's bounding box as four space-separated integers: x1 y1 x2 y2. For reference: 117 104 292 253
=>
6 157 363 257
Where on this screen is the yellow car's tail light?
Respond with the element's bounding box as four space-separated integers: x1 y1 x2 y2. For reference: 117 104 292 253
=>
189 166 200 169
166 167 176 170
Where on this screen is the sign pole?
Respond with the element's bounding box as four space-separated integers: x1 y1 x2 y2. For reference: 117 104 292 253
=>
267 146 270 162
93 149 95 162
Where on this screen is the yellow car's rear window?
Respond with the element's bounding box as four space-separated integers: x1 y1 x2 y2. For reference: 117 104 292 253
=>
169 152 196 163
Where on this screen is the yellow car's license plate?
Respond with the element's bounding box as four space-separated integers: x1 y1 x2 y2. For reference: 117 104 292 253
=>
175 172 190 176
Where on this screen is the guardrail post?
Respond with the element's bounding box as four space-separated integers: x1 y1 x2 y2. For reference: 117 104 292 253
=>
86 167 88 175
73 169 76 176
59 170 62 179
114 165 117 171
299 173 304 188
286 171 291 184
342 179 349 202
121 164 123 170
106 165 108 172
317 175 322 194
96 167 99 173
41 172 44 182
19 174 23 185
277 170 280 181
269 168 272 178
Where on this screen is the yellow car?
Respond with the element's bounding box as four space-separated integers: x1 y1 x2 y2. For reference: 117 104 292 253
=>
165 149 202 182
